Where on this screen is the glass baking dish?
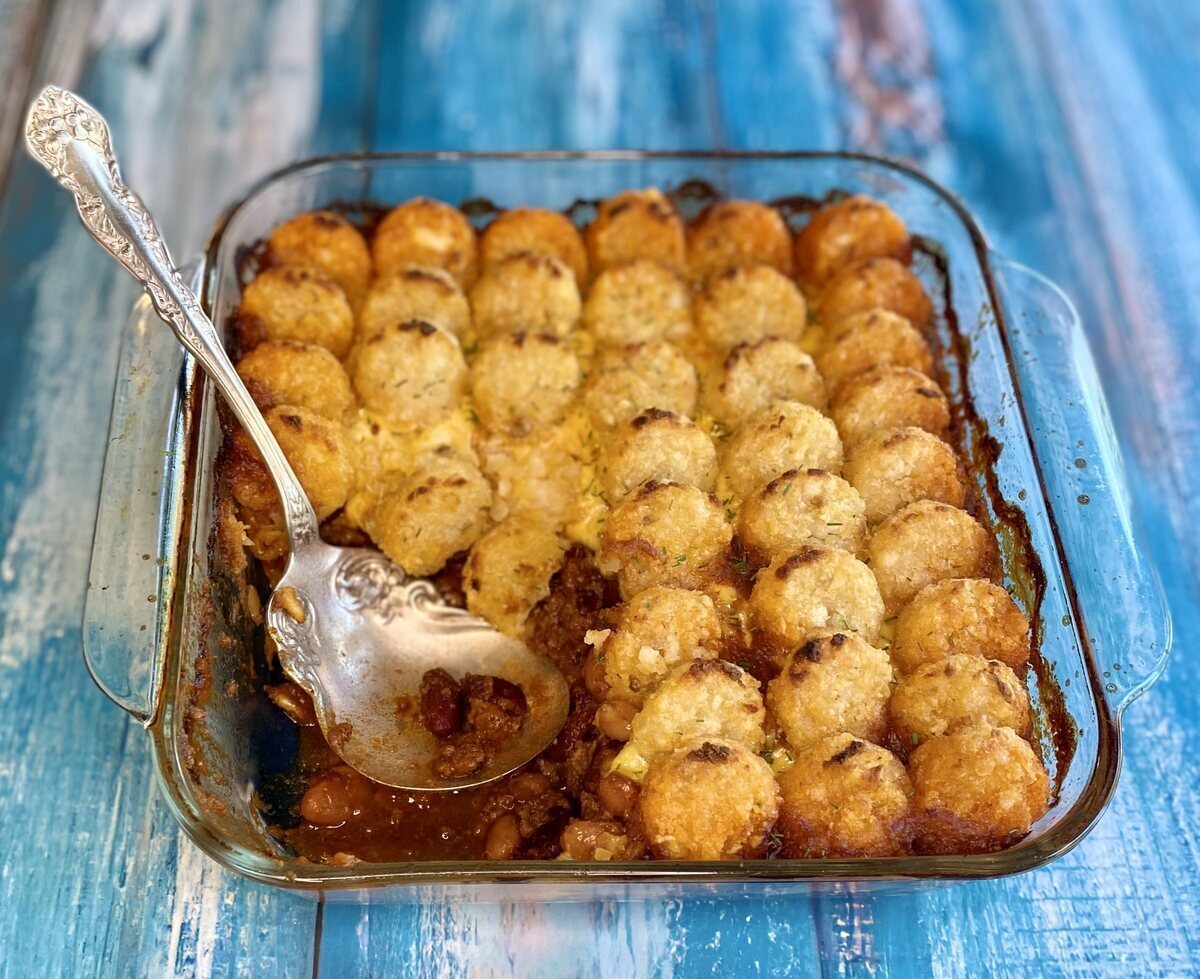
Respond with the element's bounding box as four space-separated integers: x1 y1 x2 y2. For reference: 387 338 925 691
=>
82 151 1170 901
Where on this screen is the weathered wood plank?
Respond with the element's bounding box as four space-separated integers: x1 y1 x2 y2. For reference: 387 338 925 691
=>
368 0 722 150
709 0 842 151
0 0 382 974
318 896 830 979
700 0 1200 974
317 2 823 972
0 0 50 196
804 0 1200 973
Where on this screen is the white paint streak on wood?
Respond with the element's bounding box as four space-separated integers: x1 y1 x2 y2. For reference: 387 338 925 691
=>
103 0 322 257
572 0 624 145
1026 0 1200 529
161 837 223 979
0 230 128 672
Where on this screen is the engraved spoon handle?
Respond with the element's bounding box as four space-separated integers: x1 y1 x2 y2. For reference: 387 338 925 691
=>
24 86 320 549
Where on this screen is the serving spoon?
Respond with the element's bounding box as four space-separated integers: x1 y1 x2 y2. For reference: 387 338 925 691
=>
26 86 570 790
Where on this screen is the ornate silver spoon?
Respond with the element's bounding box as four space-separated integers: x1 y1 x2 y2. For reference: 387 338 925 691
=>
26 86 569 790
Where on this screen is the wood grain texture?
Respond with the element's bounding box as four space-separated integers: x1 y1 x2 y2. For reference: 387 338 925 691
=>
0 0 362 973
0 0 50 196
0 0 1198 976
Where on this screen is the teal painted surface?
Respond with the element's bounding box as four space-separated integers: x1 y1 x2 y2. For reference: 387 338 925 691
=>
0 0 1197 975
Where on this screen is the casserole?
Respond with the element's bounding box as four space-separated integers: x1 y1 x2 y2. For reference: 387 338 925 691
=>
82 151 1171 899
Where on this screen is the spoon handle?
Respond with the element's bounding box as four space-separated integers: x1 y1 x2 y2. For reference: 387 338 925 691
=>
24 86 321 549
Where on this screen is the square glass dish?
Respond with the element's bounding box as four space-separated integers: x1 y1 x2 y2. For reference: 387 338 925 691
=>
83 152 1170 900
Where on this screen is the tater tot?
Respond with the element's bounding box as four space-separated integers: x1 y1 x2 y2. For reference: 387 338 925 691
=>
585 188 687 275
766 630 893 749
599 586 722 705
226 406 353 521
599 481 732 599
738 468 868 564
269 406 353 519
695 265 808 351
751 547 884 646
703 339 828 429
844 427 964 526
909 724 1050 854
628 659 765 762
463 516 566 637
777 734 913 857
817 257 933 328
582 341 698 430
582 259 692 346
794 195 911 285
868 501 998 613
816 309 933 388
480 207 588 284
892 578 1031 674
371 197 478 285
267 210 372 302
719 400 844 501
890 654 1031 745
349 320 467 429
239 266 355 359
597 408 717 503
469 332 582 435
358 266 471 340
469 252 581 339
235 340 354 420
363 456 492 576
830 366 950 447
639 739 780 859
687 200 793 279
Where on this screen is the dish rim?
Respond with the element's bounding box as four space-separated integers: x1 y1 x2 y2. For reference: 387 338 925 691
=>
147 149 1127 890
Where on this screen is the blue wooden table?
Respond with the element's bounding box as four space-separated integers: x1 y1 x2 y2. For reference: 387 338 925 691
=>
1 0 1197 975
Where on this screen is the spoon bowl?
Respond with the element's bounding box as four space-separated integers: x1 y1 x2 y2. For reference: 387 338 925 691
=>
27 85 570 790
268 544 569 789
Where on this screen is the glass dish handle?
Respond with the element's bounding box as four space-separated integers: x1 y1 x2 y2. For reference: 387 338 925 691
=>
990 254 1172 718
82 271 196 725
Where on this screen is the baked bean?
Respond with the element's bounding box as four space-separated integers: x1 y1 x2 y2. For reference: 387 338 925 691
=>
264 682 318 726
419 668 464 738
299 769 367 826
560 820 617 861
509 771 553 801
595 701 638 742
485 814 521 860
598 772 640 818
